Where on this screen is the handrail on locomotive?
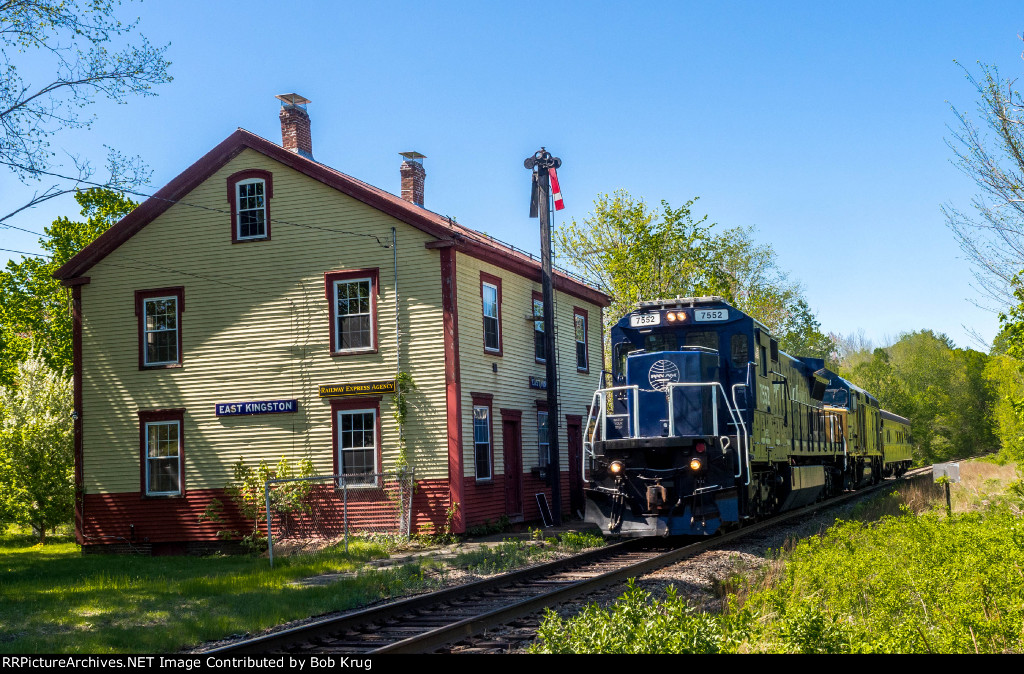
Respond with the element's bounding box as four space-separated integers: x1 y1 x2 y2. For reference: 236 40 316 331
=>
583 378 751 486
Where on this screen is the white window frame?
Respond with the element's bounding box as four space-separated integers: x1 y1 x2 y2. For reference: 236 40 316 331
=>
537 411 550 468
482 282 500 353
143 296 179 366
533 298 546 363
473 405 492 481
235 178 267 240
336 408 378 486
145 420 182 496
333 277 374 353
575 313 588 371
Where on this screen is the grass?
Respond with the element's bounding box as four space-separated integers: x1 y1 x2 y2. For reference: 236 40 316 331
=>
0 532 441 653
530 460 1024 654
0 524 606 653
451 530 605 574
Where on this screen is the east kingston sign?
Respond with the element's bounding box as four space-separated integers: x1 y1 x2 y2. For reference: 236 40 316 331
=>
215 399 298 416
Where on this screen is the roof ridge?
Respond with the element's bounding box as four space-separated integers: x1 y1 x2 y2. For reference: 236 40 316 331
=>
53 128 609 305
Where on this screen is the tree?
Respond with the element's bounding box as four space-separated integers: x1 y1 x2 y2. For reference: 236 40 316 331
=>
0 353 73 542
555 191 730 327
942 41 1024 309
0 0 171 223
843 330 996 463
708 224 804 334
776 298 839 366
983 350 1024 463
0 188 136 383
555 190 835 361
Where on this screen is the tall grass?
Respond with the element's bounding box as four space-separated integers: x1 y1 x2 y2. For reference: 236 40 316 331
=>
531 461 1024 654
452 531 605 574
0 534 439 653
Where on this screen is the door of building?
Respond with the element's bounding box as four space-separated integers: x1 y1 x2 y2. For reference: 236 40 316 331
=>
566 415 584 517
502 416 524 521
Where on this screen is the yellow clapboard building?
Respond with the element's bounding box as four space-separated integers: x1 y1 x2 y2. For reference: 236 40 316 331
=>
54 95 609 553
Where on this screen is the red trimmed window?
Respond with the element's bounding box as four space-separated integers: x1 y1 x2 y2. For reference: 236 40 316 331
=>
472 393 494 481
325 268 379 355
480 272 502 356
573 307 589 372
135 287 184 369
139 409 185 497
331 397 382 486
227 169 273 242
532 291 545 363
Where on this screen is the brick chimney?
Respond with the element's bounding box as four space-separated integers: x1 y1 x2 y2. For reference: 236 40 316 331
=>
399 152 426 206
275 93 313 159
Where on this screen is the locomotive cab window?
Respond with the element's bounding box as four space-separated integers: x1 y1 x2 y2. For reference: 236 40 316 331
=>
770 338 779 362
644 332 677 353
729 333 749 367
684 330 718 351
615 342 639 380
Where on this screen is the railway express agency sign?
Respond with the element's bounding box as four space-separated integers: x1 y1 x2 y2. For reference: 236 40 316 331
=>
215 399 298 416
319 379 396 397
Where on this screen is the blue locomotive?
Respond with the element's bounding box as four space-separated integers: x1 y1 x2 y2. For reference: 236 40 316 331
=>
583 296 912 537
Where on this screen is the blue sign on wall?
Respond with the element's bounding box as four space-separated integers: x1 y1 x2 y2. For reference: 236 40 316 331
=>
215 399 298 417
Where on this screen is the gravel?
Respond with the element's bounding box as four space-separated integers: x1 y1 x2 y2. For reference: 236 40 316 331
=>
189 497 871 654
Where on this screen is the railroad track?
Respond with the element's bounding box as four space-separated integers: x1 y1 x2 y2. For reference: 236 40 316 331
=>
206 468 932 655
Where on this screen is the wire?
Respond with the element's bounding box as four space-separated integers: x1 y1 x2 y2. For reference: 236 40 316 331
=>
3 167 394 249
0 247 47 257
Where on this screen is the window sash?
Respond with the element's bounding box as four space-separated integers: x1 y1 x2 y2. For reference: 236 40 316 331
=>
482 283 499 352
145 421 181 495
537 411 549 468
337 409 377 485
236 179 266 239
533 299 545 362
473 405 491 480
575 314 587 370
334 278 373 351
144 296 178 366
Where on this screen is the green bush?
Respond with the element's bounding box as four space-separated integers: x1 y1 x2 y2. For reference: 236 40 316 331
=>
532 581 723 654
556 530 604 553
531 505 1024 653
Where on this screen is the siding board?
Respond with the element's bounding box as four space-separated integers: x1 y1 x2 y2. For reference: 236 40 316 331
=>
80 150 448 502
454 253 603 522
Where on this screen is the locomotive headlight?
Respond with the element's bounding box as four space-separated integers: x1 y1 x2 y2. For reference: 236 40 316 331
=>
609 460 625 475
666 312 676 322
689 457 704 472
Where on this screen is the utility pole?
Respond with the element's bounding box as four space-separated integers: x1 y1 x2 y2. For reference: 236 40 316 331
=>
525 147 562 525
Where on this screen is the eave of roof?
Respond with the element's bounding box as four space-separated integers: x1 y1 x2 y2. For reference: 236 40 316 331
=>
53 128 610 307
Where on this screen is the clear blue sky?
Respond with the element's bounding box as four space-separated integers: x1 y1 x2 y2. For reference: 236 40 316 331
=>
2 0 1021 350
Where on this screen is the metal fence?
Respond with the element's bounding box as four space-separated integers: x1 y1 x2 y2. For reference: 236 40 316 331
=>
265 468 415 566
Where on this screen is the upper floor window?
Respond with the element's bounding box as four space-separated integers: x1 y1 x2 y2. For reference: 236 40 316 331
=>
236 179 266 239
533 292 545 363
135 287 184 369
573 307 589 372
481 272 502 355
325 269 379 355
226 169 273 243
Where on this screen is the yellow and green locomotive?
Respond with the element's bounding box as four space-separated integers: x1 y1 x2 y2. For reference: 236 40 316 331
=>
583 296 913 537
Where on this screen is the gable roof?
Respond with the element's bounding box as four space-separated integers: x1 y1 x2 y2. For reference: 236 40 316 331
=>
53 128 610 307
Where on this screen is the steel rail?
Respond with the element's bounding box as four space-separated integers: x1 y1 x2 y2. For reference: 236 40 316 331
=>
204 538 645 655
206 467 934 655
373 467 933 653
